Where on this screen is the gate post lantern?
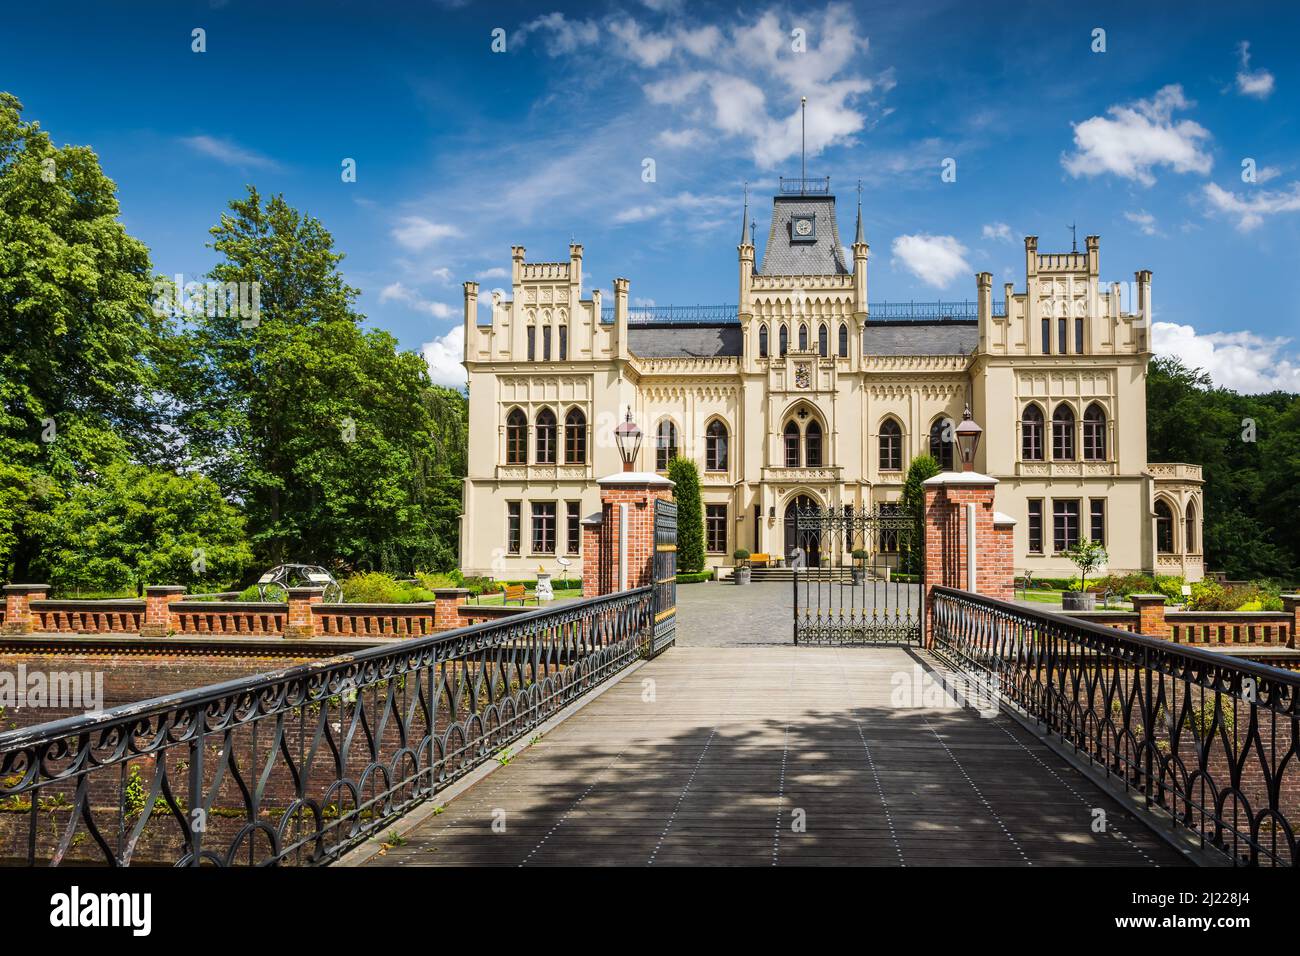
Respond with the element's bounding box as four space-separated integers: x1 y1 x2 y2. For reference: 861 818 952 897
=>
614 407 643 472
954 404 983 473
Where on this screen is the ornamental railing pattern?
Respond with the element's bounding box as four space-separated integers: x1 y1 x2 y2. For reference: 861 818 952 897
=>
931 586 1300 866
0 588 654 866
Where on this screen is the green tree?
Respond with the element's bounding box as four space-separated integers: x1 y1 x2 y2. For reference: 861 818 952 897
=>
900 454 941 574
0 93 166 578
666 457 705 574
1146 357 1299 580
36 462 253 595
168 188 463 572
1065 538 1108 592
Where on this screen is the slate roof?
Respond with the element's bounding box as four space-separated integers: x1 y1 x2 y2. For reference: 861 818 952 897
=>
757 195 849 276
625 320 978 359
627 324 744 358
863 321 979 356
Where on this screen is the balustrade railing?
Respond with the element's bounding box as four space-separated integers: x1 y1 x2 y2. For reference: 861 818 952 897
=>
0 588 654 866
931 586 1300 866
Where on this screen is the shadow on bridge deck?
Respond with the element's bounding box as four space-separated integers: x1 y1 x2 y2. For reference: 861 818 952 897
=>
359 646 1188 867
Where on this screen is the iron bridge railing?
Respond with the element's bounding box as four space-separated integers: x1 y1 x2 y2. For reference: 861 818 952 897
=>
0 588 656 866
931 586 1300 866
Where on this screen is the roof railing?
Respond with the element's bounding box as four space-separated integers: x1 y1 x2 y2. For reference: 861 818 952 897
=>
600 301 1004 325
778 176 831 195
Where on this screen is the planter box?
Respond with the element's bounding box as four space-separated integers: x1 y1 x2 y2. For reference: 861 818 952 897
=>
734 567 751 586
1062 591 1096 611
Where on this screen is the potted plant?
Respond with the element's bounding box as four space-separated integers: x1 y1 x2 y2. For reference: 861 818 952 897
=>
1062 538 1107 611
733 549 751 585
850 549 869 585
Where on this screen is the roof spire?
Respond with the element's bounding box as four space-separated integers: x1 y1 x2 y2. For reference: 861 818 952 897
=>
855 179 864 244
740 181 749 244
800 96 807 191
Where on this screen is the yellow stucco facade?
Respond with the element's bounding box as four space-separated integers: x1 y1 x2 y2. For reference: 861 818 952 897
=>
459 184 1203 582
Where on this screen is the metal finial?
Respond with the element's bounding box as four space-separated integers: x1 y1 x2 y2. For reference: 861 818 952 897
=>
1069 222 1077 253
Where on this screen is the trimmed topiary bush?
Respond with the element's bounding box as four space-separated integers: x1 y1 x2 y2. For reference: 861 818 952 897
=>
667 457 705 574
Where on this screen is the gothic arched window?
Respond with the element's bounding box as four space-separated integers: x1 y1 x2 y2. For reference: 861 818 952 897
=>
1052 404 1076 461
929 418 954 471
798 324 809 351
655 419 678 471
805 420 823 467
1021 404 1044 461
783 421 800 467
817 323 828 357
838 323 849 358
564 408 586 464
758 324 769 358
705 419 728 471
506 408 527 464
779 324 789 356
879 418 902 472
1155 500 1175 554
1082 403 1106 461
535 407 557 464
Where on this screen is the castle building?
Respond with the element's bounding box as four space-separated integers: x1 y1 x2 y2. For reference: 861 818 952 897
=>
459 178 1203 582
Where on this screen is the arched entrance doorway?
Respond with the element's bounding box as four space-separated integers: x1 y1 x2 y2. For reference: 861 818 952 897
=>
784 495 821 566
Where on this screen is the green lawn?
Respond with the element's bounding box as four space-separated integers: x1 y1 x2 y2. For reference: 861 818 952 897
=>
1020 589 1133 610
469 586 584 607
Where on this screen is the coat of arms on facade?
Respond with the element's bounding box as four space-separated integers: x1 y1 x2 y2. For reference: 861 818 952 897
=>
795 363 810 388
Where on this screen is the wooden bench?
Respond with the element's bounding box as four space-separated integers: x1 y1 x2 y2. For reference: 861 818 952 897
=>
749 553 771 568
502 584 528 604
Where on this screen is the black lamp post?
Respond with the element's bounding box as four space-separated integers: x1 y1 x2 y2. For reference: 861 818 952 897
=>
614 407 642 472
955 403 983 472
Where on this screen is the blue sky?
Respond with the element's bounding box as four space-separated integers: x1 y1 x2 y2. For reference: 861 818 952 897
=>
4 0 1300 391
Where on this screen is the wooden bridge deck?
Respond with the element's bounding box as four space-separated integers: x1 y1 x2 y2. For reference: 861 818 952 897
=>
361 646 1188 867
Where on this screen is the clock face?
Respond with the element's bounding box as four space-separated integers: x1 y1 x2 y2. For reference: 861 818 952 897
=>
794 217 813 237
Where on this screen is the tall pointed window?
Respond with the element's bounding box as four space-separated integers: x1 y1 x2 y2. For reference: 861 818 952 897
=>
527 325 536 361
758 324 769 358
805 420 823 467
779 324 789 356
838 323 849 358
542 325 552 361
783 421 801 467
1041 317 1050 355
705 419 728 471
879 419 902 471
1052 404 1075 461
1155 500 1175 554
1021 404 1044 461
798 324 808 351
558 325 568 360
1184 501 1198 553
817 323 828 357
929 418 954 471
505 408 527 464
535 408 557 464
1082 403 1106 461
655 419 678 471
564 408 586 464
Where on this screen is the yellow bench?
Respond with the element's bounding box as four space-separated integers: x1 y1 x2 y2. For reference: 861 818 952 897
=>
749 553 771 567
502 584 529 604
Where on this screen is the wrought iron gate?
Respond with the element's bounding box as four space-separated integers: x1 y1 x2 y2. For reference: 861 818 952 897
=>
651 497 677 655
792 504 924 645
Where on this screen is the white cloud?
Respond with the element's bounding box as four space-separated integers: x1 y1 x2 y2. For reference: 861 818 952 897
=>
180 135 279 169
981 222 1014 242
629 4 886 169
613 190 732 224
656 128 708 149
1124 209 1159 236
380 282 455 319
421 325 466 388
475 266 509 279
1062 85 1212 186
1256 165 1283 183
608 18 676 68
1235 41 1275 99
1203 181 1300 231
391 216 460 251
890 234 972 289
1153 322 1300 393
514 12 599 56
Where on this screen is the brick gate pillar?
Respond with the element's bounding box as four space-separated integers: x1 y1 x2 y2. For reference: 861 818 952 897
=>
582 472 675 597
2 584 49 635
923 472 1015 643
